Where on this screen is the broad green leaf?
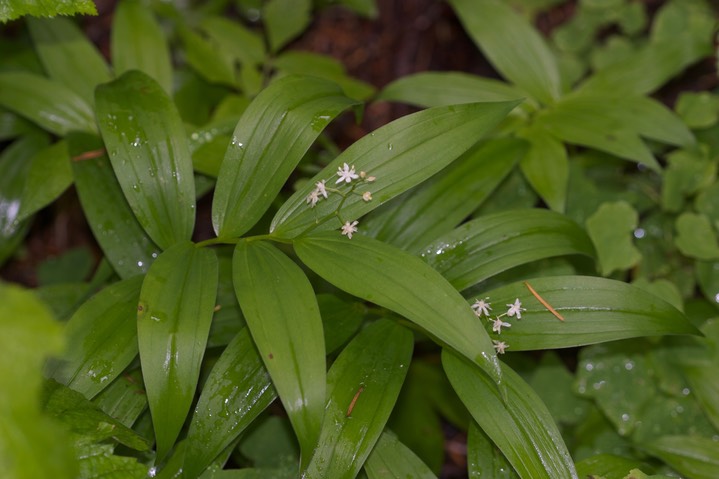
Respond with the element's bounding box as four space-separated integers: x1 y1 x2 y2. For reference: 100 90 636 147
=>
443 351 577 479
92 370 147 428
0 284 76 479
675 212 719 260
422 209 595 292
200 16 266 66
304 319 413 479
318 294 365 354
528 353 590 426
184 329 277 478
518 128 568 212
477 276 698 351
69 132 161 278
263 0 311 53
662 148 716 213
631 278 683 313
212 75 356 238
0 72 96 135
378 71 525 108
294 232 502 385
96 70 196 250
682 361 719 432
18 140 72 221
643 436 719 479
362 138 524 253
364 431 437 479
47 276 143 399
467 421 518 479
74 442 148 479
271 100 520 239
137 242 218 460
676 92 719 129
575 454 644 479
111 0 172 94
27 17 110 107
586 201 642 276
0 0 96 22
448 0 561 104
178 26 237 88
0 107 35 140
232 240 326 466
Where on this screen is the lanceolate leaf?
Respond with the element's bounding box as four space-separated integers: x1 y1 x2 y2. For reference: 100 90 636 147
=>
294 232 502 386
212 75 357 239
467 421 519 479
184 329 277 478
96 70 196 250
443 351 578 479
642 436 719 479
137 242 218 460
232 240 326 466
421 209 595 292
69 132 161 279
48 276 143 400
304 319 413 479
0 72 96 135
518 129 568 213
364 431 437 479
18 140 73 221
271 100 520 239
448 0 561 105
477 276 699 351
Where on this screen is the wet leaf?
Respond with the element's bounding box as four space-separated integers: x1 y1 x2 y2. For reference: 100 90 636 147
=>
586 201 642 276
92 370 147 428
467 421 518 479
364 431 437 479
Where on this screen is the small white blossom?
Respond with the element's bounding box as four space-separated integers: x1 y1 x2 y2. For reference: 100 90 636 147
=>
306 189 321 207
506 298 525 319
362 191 373 202
471 298 492 318
315 180 328 198
491 318 512 334
493 340 508 354
367 176 376 182
341 220 359 239
336 163 359 184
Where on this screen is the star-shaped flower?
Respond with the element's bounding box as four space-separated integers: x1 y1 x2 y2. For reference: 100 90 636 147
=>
341 220 359 239
492 340 508 354
506 298 525 319
471 298 492 317
336 163 359 184
315 180 328 198
306 189 320 207
491 318 511 334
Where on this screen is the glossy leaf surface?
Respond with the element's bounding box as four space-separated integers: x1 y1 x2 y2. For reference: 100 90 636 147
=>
294 232 502 385
232 240 326 465
364 431 437 479
212 75 356 239
96 70 196 250
184 329 277 478
18 140 73 221
443 351 577 479
137 242 218 460
271 100 519 238
478 276 698 351
421 209 595 292
468 421 518 479
304 320 413 479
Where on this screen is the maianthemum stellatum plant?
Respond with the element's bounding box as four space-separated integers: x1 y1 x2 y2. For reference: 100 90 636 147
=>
1 0 719 478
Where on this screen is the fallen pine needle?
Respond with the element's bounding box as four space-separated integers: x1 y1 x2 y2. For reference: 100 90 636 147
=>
524 281 564 321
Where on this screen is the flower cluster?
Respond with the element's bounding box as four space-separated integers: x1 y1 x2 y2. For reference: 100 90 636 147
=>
471 297 525 354
305 162 376 239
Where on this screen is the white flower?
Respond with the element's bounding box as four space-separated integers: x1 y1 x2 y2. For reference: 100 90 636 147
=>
315 180 328 198
491 318 511 334
336 163 359 184
341 220 359 239
471 298 492 318
493 340 508 354
306 189 321 207
362 191 373 202
506 298 525 319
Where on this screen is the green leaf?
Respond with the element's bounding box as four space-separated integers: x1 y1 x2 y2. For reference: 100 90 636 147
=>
422 209 595 292
364 431 437 479
0 284 76 479
518 128 568 212
111 0 173 94
184 329 277 478
643 436 719 479
47 276 143 399
69 132 161 278
477 276 698 351
448 0 561 104
318 294 365 354
96 70 196 250
18 140 73 221
178 26 237 88
92 370 148 428
263 0 311 52
294 232 502 385
199 16 266 66
528 352 590 426
0 72 96 135
467 421 519 479
232 240 326 466
362 138 524 253
27 16 110 107
682 359 719 431
0 0 97 23
675 212 719 260
574 454 644 479
662 148 716 213
586 201 642 276
676 92 719 129
212 75 357 238
137 242 218 460
378 71 525 108
271 100 520 239
303 319 413 479
443 351 577 479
